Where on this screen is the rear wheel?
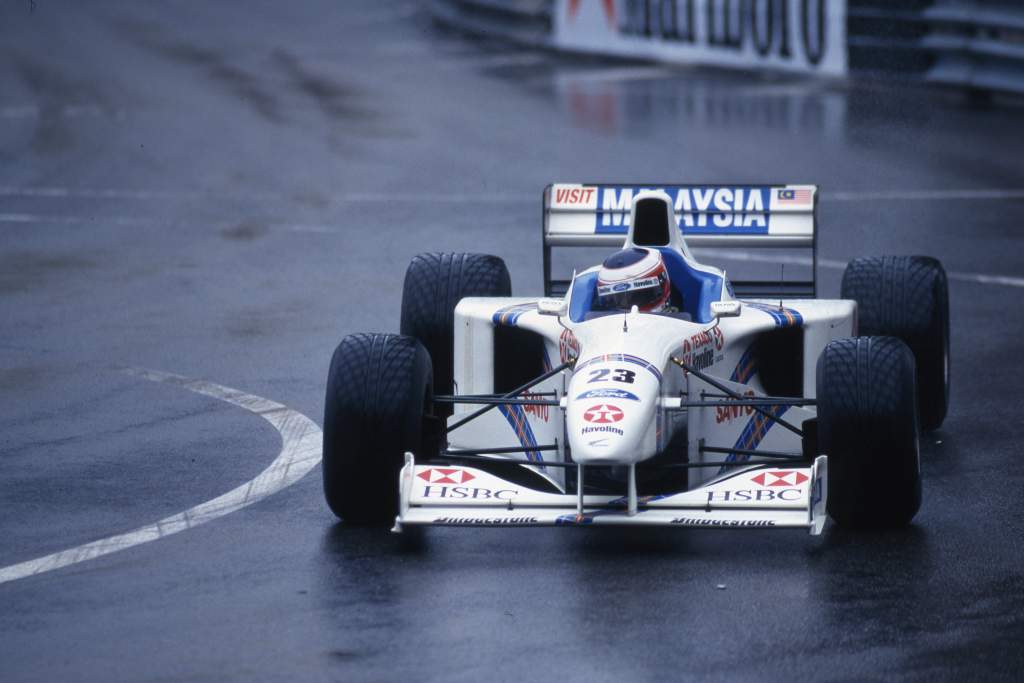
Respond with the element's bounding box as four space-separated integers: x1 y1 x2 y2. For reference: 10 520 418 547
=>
817 336 921 528
841 255 950 431
323 333 432 523
400 253 511 413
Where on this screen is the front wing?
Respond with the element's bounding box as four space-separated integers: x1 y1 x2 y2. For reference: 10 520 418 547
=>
393 454 828 535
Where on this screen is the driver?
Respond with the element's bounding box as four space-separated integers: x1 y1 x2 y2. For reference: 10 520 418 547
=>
596 247 674 313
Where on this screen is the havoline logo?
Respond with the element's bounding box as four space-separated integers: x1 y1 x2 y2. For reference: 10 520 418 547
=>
581 425 624 436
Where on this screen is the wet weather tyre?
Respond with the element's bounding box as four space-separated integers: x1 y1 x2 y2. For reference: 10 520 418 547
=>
841 256 950 431
817 336 921 528
323 333 431 524
400 253 511 412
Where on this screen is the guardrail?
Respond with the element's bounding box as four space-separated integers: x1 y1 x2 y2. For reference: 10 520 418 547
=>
428 0 553 46
850 0 1024 95
430 0 1024 95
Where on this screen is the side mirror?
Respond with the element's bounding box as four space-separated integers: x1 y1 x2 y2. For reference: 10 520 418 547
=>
537 298 568 317
711 300 742 318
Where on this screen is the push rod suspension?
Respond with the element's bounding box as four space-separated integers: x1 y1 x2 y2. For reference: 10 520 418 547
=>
642 460 805 469
670 399 815 410
435 396 561 407
698 392 816 406
699 445 804 460
434 453 576 468
670 356 804 437
436 391 557 400
447 360 574 432
442 444 560 456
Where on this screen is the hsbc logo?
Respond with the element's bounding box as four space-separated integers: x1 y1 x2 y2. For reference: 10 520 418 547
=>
417 468 475 484
583 404 624 423
421 485 518 501
707 489 801 503
751 471 809 487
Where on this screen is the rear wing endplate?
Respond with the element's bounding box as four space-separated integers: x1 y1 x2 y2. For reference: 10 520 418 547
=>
542 184 818 298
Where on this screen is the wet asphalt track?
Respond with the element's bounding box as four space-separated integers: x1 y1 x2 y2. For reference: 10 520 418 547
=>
2 1 1024 681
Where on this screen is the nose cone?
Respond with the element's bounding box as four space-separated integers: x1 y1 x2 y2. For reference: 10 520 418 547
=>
566 359 659 464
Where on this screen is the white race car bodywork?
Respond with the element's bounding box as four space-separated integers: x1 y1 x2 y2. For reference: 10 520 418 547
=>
394 184 852 534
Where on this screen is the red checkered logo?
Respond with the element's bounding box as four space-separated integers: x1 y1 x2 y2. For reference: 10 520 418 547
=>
417 468 475 484
752 471 809 487
583 404 624 423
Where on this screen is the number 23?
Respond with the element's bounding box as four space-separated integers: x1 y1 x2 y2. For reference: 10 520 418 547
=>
587 368 636 384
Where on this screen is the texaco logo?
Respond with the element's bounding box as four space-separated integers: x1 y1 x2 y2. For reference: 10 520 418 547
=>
751 471 809 487
583 404 624 424
418 468 475 484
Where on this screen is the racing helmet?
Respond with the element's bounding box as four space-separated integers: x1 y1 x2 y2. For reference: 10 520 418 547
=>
596 247 671 313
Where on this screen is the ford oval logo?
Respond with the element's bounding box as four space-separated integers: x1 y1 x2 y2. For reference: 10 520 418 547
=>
575 389 640 401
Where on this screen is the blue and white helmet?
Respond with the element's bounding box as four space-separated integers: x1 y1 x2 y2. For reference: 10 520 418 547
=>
596 247 671 312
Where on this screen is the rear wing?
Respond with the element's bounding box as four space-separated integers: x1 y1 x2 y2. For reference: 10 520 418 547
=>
542 184 818 298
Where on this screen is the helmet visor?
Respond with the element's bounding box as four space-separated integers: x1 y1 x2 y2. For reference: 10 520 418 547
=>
602 285 663 311
598 272 667 311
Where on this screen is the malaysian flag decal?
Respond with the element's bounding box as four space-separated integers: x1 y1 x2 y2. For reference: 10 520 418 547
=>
776 188 813 206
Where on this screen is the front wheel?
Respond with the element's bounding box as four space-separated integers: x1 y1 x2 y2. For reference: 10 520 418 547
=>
400 253 511 413
817 336 921 528
323 333 432 523
841 255 949 431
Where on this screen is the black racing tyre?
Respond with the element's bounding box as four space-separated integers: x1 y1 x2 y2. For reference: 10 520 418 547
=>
817 336 921 528
400 253 511 411
841 255 950 431
323 333 432 523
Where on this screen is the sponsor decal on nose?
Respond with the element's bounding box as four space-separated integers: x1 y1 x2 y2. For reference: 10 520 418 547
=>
583 404 624 423
575 388 639 401
751 471 809 487
417 468 475 484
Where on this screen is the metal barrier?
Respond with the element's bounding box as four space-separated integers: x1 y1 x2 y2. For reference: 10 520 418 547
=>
428 0 553 46
431 0 1024 95
922 1 1024 94
850 0 1024 94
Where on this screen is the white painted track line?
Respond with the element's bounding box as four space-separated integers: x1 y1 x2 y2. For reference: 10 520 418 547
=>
0 369 322 585
695 249 1024 289
2 184 1021 287
693 248 847 271
3 185 1024 203
0 187 533 203
828 188 1024 201
0 213 165 226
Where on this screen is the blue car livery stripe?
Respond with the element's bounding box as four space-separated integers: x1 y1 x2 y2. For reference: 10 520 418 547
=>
492 303 535 327
717 404 790 474
554 494 670 525
744 302 803 328
555 513 595 525
730 346 756 384
498 402 546 471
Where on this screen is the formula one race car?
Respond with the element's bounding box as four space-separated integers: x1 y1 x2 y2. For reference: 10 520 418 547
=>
322 184 950 533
